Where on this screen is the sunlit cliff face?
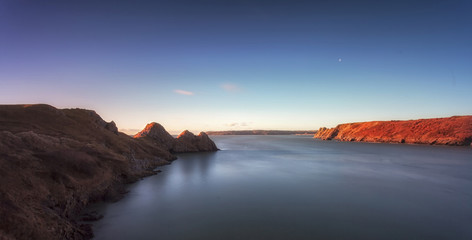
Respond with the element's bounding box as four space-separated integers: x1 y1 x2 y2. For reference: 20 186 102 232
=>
314 116 472 146
177 130 193 138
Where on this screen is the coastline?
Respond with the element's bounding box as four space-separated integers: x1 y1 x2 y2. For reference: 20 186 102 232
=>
206 130 317 135
314 116 472 146
1 105 470 239
0 104 217 240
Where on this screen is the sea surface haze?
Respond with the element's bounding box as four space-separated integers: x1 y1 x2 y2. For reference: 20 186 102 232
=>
91 136 472 240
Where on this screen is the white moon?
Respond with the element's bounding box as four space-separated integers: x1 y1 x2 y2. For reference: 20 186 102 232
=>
338 58 342 62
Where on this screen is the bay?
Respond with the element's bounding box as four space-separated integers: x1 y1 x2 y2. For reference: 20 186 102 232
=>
92 135 472 239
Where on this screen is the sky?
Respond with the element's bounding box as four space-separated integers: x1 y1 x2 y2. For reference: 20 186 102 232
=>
1 0 471 134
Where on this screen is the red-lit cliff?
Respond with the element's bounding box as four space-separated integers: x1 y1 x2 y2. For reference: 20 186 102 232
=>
314 116 472 146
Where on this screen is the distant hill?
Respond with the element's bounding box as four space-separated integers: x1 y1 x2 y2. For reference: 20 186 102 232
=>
206 130 316 135
314 116 472 146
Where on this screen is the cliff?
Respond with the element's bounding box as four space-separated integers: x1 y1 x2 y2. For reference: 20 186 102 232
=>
173 130 219 152
133 122 175 150
206 130 316 135
0 104 217 240
133 125 219 153
314 116 472 146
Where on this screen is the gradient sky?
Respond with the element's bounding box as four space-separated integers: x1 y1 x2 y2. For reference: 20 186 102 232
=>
1 0 471 134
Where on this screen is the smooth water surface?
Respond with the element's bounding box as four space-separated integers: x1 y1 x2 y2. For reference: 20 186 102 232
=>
92 136 472 239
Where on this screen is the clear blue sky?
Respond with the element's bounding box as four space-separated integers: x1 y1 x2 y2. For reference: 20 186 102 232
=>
1 0 471 134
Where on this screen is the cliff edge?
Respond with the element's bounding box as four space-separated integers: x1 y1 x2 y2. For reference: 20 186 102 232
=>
314 116 472 146
0 104 217 240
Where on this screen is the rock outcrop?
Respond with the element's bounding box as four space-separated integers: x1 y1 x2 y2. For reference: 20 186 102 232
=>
133 122 175 150
173 131 219 152
0 104 217 240
133 124 219 153
195 132 219 151
314 116 472 146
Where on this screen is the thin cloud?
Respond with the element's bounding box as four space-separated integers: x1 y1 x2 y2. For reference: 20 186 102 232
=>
174 89 194 95
226 122 252 128
221 83 240 92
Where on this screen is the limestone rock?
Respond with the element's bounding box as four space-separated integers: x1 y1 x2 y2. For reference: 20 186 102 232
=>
105 121 118 134
196 132 218 151
173 130 219 153
0 104 219 240
0 104 174 240
314 116 472 146
173 130 199 152
133 122 175 150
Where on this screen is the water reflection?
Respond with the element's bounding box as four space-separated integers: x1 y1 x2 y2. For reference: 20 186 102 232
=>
175 152 216 182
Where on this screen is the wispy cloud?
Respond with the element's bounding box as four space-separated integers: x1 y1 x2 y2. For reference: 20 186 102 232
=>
174 89 194 95
226 122 252 128
221 83 240 92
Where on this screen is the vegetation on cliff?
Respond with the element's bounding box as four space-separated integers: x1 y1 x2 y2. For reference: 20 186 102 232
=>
0 104 217 240
314 116 472 146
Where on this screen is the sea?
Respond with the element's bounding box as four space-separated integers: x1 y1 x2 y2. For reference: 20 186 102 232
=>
91 135 472 240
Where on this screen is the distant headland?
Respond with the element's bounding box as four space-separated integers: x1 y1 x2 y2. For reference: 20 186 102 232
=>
206 130 316 135
314 116 472 146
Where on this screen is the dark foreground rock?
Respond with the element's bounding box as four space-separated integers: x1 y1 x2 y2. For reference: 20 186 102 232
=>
0 104 217 240
314 116 472 146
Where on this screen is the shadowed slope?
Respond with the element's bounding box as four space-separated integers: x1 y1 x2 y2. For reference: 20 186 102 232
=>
134 125 219 153
0 105 176 240
173 130 219 152
133 122 175 150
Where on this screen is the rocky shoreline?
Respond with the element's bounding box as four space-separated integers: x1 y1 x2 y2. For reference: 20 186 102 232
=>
314 116 472 146
0 104 218 240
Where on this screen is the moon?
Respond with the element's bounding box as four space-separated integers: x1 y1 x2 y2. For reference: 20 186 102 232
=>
338 58 342 62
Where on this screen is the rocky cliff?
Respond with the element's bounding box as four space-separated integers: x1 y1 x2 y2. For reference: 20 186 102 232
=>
133 122 175 150
0 104 218 240
133 124 219 153
314 116 472 146
173 130 219 152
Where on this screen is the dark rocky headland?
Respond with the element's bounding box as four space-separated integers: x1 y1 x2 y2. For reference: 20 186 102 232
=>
314 116 472 146
0 104 217 240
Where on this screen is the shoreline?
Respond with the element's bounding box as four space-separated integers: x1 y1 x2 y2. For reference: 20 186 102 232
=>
0 104 218 240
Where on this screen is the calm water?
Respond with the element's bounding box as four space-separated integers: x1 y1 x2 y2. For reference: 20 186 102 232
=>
92 136 472 240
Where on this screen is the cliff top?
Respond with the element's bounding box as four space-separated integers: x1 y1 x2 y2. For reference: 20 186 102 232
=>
314 115 472 146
